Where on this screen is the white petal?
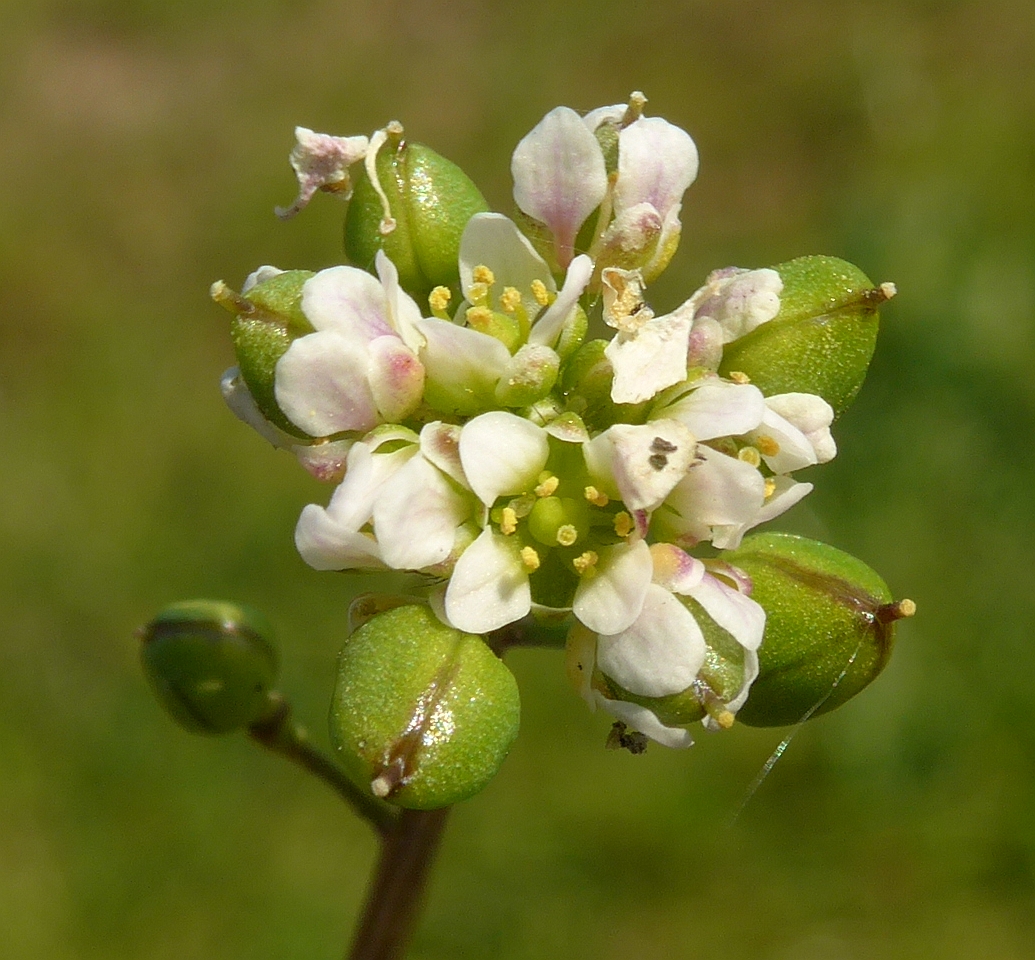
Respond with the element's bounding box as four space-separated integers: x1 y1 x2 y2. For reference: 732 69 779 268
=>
459 213 555 319
581 103 626 131
709 478 814 550
597 420 698 513
659 379 766 441
294 503 383 570
416 317 511 416
752 408 818 474
301 265 394 343
686 575 766 651
615 117 699 219
375 250 425 352
511 106 608 266
220 367 294 448
373 455 468 570
605 303 695 404
573 540 653 635
444 529 531 633
274 331 377 436
765 393 836 464
367 335 424 423
242 265 284 294
419 421 467 488
648 542 705 594
459 411 549 505
589 693 695 749
596 583 706 697
529 254 593 348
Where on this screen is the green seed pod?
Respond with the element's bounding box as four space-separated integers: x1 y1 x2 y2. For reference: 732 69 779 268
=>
718 255 895 418
213 270 315 438
345 132 489 304
330 604 520 810
722 533 914 727
140 600 279 735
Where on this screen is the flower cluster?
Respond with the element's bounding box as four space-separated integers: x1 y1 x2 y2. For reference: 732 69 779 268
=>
214 93 890 752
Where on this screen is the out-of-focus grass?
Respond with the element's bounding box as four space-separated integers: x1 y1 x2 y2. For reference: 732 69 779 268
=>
1 1 1033 957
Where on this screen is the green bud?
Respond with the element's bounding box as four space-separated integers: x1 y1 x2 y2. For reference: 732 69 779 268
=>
495 344 560 407
330 604 520 810
345 130 489 303
213 270 315 438
560 339 648 430
722 533 915 727
139 600 279 735
718 256 895 418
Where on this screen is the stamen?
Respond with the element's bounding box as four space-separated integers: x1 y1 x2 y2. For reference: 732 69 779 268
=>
500 507 518 535
556 524 578 547
471 264 495 286
728 371 751 384
535 475 559 498
466 305 494 332
364 125 401 235
428 286 451 317
755 435 781 457
738 446 762 467
573 550 599 576
614 512 634 538
693 679 736 729
520 546 541 572
584 486 609 507
763 478 777 498
530 279 552 307
466 282 490 307
510 494 536 519
499 287 522 314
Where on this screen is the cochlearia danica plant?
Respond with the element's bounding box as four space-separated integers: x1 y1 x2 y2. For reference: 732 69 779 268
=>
139 92 915 960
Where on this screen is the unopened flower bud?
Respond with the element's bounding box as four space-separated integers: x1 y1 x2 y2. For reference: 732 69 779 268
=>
721 533 915 727
330 604 520 810
212 269 315 438
495 343 560 407
345 128 489 303
718 256 895 417
139 600 279 735
560 339 648 430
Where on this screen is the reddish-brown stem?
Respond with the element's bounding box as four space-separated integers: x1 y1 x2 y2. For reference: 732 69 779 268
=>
347 807 451 960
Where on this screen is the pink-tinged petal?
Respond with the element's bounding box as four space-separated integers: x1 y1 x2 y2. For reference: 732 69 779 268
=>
416 317 510 416
419 421 467 489
581 103 626 131
659 379 766 440
648 542 705 594
367 335 424 423
511 106 608 268
615 117 698 219
292 439 352 482
444 529 531 633
590 692 695 749
598 420 698 513
373 454 469 570
573 540 653 635
459 411 549 505
529 254 594 347
274 330 377 436
686 576 766 651
605 304 694 403
374 251 425 352
694 268 782 343
301 265 394 342
459 213 555 318
596 583 706 697
275 127 369 220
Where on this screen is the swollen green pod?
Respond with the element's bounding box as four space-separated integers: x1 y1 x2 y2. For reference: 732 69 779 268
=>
719 256 894 418
330 604 520 810
722 533 914 727
345 136 489 304
140 600 279 734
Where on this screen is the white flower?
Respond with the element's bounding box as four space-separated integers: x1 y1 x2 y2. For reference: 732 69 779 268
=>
274 252 425 437
690 266 784 343
275 127 370 220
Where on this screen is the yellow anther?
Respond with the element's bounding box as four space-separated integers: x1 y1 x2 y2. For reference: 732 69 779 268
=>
520 546 541 572
711 708 736 730
556 524 578 547
738 446 762 468
467 281 490 307
510 494 536 519
471 264 495 286
535 475 559 498
584 486 609 507
614 512 634 538
499 287 522 314
755 435 781 457
466 305 494 332
428 286 451 316
573 550 599 575
530 279 552 307
728 370 751 384
763 478 777 498
500 506 518 535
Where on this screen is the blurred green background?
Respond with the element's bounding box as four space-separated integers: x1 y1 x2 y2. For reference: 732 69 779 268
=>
2 0 1033 957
